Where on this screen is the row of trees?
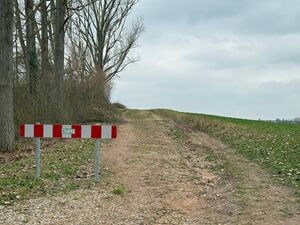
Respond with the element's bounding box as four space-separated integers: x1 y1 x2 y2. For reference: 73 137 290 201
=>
0 0 143 151
275 118 300 124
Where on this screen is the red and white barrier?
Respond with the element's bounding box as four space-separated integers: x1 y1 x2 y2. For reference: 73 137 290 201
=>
19 124 117 139
19 123 117 181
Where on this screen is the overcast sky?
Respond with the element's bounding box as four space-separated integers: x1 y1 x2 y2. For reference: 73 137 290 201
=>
111 0 300 120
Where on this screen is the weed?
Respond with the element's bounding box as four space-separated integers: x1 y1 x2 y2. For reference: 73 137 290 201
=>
112 185 125 196
65 183 79 192
204 151 217 162
168 127 185 142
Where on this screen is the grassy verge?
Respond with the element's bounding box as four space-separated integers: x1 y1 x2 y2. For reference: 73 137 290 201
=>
0 139 108 206
155 109 300 191
167 124 226 175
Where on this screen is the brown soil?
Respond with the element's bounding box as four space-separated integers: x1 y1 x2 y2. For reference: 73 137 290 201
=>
0 110 299 225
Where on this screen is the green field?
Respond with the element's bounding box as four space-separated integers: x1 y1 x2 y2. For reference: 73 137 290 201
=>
156 109 300 191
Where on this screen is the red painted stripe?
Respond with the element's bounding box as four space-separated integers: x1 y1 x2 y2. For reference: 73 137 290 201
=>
111 125 117 139
53 124 62 138
91 125 101 138
72 125 81 138
34 124 44 137
20 124 25 137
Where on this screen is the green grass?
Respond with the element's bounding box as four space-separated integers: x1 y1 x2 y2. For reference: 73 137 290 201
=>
202 149 226 172
156 109 300 191
167 123 225 173
112 185 125 196
168 127 185 142
0 139 100 206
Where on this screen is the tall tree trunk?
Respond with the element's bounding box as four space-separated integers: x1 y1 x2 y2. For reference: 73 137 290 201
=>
40 0 50 120
41 0 49 78
0 0 15 151
52 0 66 122
15 0 27 71
25 0 38 117
49 0 56 59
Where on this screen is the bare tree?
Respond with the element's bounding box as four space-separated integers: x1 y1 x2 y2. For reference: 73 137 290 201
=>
52 0 67 121
14 0 40 120
25 0 38 99
14 0 27 68
38 0 52 120
0 0 15 151
72 0 143 84
40 0 50 79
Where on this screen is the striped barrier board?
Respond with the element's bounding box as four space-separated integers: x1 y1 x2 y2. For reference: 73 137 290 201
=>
19 123 117 182
19 124 117 139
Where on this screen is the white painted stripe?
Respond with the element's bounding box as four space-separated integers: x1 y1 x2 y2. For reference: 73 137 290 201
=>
62 125 72 138
25 124 34 137
102 125 112 139
81 125 91 139
44 125 53 138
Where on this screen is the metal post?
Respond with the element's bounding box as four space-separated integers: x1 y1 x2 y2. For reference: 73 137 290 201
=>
36 136 41 179
95 139 101 182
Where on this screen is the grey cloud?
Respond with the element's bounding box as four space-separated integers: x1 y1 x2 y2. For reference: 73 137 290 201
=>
184 34 300 71
112 0 300 119
138 0 300 38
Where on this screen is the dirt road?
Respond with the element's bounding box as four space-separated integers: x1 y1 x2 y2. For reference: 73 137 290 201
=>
1 110 299 224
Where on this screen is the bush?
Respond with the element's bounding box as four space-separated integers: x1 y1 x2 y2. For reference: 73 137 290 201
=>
112 102 126 109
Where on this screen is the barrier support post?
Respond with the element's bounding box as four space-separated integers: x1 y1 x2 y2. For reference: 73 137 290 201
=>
36 123 41 179
95 139 101 183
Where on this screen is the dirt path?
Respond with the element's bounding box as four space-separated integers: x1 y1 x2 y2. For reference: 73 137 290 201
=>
0 110 299 225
